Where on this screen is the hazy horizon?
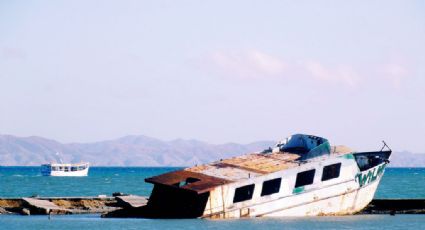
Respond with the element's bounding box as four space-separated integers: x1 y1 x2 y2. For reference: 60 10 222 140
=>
1 133 425 167
1 1 425 152
1 132 423 154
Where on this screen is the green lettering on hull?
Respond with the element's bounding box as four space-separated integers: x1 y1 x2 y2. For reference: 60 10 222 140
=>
355 164 386 187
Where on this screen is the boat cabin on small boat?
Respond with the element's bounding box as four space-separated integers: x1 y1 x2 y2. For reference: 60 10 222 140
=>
41 162 89 177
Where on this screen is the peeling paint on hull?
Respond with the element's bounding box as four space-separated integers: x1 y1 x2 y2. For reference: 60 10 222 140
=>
202 163 387 218
261 177 382 217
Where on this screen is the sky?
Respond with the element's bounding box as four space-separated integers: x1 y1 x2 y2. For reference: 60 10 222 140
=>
0 0 425 152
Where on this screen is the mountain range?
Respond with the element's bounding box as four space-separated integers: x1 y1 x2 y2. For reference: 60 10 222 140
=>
0 134 424 167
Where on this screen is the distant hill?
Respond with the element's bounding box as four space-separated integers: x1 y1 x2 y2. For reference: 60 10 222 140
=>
387 151 425 167
0 135 274 166
0 134 424 167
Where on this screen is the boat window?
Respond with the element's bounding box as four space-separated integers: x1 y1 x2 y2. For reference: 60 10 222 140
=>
295 169 315 188
173 177 201 187
261 178 282 196
233 184 255 203
185 177 200 185
71 167 78 171
321 163 341 181
353 151 391 171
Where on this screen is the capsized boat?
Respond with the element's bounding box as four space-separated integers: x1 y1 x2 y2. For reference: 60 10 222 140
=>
41 162 89 177
119 134 392 218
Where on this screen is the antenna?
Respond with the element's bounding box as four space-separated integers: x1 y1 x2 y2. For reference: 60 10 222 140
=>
380 141 391 152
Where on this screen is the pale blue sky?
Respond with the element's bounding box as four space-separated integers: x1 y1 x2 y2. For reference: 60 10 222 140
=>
1 0 424 152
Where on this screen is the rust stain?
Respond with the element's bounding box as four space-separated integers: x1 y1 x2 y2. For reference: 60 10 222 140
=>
145 170 231 194
217 152 301 174
147 145 353 196
187 146 351 180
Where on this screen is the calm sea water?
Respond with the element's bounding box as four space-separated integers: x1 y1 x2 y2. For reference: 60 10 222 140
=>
0 167 424 229
0 167 176 198
0 167 424 198
0 214 424 230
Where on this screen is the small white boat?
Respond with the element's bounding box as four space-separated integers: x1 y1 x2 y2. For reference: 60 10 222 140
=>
41 162 89 176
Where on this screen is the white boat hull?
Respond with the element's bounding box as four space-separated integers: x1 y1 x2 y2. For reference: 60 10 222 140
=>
203 161 387 218
41 163 89 177
47 167 89 177
260 177 380 216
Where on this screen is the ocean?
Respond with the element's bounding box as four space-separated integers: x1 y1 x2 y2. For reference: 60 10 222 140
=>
1 214 425 230
0 167 424 229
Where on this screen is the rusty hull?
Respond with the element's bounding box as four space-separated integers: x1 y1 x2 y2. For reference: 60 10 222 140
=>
145 169 231 194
